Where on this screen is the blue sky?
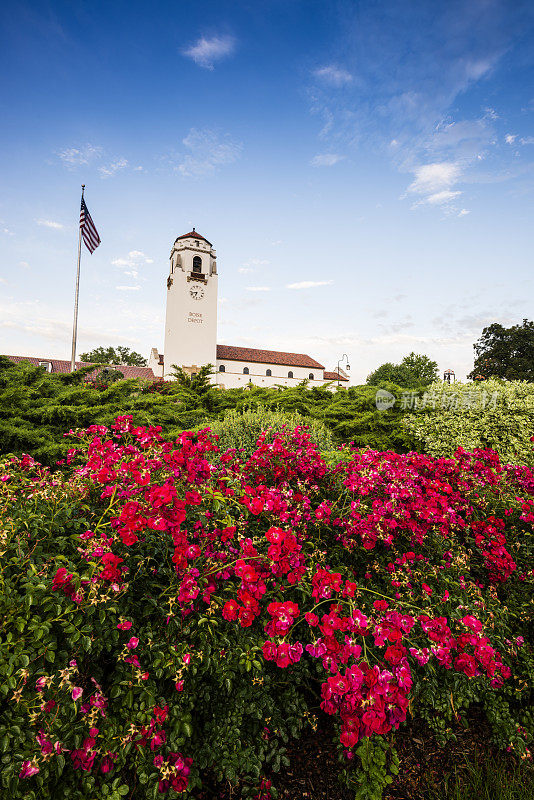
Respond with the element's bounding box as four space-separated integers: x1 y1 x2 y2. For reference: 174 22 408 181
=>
1 0 533 381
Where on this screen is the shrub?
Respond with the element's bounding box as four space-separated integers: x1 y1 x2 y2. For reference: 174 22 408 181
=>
204 407 337 456
402 380 534 465
0 418 532 799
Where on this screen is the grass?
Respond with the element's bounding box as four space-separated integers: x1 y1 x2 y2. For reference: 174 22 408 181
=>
427 755 534 800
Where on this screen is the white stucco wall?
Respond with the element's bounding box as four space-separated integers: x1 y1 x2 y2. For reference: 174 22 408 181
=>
214 360 326 389
147 348 164 378
163 237 218 379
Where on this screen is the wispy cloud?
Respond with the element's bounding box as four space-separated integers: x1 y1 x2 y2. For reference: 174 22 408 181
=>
99 158 128 178
406 162 464 209
310 153 344 167
173 128 242 177
36 219 65 230
239 258 269 274
116 285 141 291
112 250 153 283
183 35 235 70
246 286 270 292
57 144 103 168
505 133 517 144
313 66 353 86
306 1 532 214
286 280 333 290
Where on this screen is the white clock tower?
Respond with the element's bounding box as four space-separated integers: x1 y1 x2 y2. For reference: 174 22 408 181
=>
163 229 218 378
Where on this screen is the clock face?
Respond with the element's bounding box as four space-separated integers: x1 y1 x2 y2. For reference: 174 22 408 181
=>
189 285 205 301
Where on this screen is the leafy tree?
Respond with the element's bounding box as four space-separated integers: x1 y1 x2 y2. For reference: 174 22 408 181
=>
366 362 413 387
79 346 147 366
400 352 439 385
367 352 438 387
468 319 534 381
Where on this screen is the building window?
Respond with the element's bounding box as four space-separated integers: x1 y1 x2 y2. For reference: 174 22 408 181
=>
243 367 249 374
219 364 225 372
38 361 52 373
309 373 314 380
192 256 202 273
288 371 294 378
266 369 272 376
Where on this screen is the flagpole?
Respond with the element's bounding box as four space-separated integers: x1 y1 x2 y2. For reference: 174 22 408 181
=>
70 185 84 372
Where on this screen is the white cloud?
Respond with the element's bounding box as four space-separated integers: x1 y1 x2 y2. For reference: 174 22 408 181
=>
313 66 353 86
183 35 235 70
175 128 242 177
286 280 334 290
463 58 494 81
111 250 153 285
112 250 153 269
424 190 462 205
407 162 462 196
36 219 65 230
116 285 141 291
57 144 103 168
406 162 467 210
246 286 271 292
505 134 517 144
239 258 269 274
519 136 534 145
19 261 30 269
99 158 128 178
458 208 471 216
311 153 344 167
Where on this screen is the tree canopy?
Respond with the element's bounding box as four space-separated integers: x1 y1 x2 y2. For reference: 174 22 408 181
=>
468 319 534 381
79 346 147 366
366 352 439 387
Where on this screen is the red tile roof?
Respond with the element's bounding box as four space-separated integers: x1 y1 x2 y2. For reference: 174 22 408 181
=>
175 229 212 246
216 345 325 370
5 355 156 381
323 371 349 382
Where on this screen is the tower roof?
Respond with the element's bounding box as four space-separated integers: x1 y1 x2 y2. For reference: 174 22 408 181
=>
175 228 212 246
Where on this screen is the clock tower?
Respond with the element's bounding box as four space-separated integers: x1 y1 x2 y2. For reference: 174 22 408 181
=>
163 229 218 378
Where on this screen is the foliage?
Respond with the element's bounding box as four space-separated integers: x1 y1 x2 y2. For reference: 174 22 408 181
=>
204 407 337 457
88 368 125 389
429 754 534 800
367 352 438 388
402 380 534 465
168 364 214 395
0 417 532 799
79 347 148 367
0 361 417 466
401 352 439 385
468 319 534 381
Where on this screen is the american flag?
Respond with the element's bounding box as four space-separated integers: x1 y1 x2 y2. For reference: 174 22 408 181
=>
79 197 101 253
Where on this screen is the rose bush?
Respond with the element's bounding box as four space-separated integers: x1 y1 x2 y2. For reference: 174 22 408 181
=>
0 418 532 799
